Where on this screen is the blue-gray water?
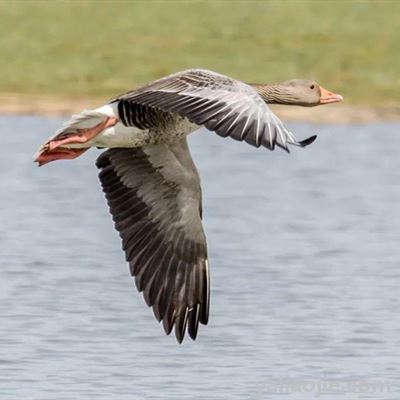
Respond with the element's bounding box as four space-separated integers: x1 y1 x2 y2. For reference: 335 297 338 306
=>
1 115 399 399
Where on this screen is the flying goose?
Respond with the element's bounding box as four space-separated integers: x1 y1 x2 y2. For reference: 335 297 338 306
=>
34 69 342 343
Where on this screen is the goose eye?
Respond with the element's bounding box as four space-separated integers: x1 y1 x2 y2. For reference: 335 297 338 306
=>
310 84 315 90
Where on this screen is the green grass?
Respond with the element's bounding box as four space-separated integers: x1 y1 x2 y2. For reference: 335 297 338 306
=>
0 0 399 105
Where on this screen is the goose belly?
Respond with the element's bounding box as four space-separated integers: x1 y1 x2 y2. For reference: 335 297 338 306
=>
66 115 200 149
91 123 153 148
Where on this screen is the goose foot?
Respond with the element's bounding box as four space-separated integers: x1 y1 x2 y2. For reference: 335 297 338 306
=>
35 116 118 166
46 116 118 151
35 148 89 166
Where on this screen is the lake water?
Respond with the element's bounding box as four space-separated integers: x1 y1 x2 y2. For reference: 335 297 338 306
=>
1 115 399 399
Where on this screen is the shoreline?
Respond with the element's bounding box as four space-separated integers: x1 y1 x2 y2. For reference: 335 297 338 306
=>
0 93 399 123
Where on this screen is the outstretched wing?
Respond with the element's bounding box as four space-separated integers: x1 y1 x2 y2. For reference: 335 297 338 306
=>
96 138 209 343
112 69 316 151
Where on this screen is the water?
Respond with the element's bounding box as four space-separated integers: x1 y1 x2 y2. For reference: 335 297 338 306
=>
1 115 399 399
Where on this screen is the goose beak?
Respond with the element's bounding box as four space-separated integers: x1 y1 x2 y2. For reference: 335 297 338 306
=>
319 87 343 104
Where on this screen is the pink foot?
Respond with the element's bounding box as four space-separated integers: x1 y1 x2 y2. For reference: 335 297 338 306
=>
34 116 118 166
48 116 118 151
35 148 89 166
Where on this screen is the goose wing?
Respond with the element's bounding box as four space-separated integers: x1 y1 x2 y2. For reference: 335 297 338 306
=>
113 69 316 151
96 138 209 343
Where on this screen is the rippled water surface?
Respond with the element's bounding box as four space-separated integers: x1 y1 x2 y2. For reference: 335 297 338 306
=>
1 116 400 399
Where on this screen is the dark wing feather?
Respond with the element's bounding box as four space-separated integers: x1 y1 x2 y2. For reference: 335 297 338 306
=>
112 69 316 151
96 138 209 343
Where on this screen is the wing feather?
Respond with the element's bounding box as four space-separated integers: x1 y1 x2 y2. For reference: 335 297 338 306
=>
96 138 209 343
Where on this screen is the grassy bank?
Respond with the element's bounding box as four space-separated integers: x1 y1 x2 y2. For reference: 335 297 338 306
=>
0 0 399 106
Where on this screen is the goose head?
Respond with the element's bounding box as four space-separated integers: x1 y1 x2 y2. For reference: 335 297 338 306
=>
250 79 343 107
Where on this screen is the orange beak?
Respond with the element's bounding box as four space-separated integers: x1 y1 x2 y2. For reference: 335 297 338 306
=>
319 86 343 104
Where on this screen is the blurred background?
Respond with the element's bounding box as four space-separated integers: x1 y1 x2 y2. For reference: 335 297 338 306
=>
1 1 400 400
0 0 399 105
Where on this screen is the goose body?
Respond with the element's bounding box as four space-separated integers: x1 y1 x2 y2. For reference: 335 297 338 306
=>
34 68 342 342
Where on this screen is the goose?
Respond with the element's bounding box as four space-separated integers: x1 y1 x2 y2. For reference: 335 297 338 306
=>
34 69 342 343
